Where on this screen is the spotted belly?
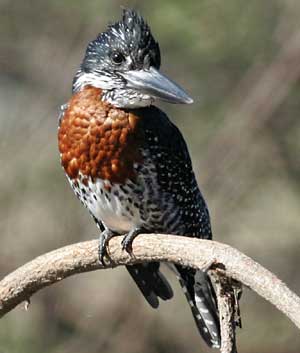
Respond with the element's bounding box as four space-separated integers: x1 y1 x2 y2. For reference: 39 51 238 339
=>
69 173 143 233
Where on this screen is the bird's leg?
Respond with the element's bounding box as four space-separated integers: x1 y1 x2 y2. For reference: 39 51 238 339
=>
98 229 115 265
121 227 143 254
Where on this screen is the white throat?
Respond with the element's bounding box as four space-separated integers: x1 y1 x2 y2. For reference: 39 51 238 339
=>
102 89 154 108
74 72 154 108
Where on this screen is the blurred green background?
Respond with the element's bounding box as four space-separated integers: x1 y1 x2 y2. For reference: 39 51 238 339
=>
0 0 300 352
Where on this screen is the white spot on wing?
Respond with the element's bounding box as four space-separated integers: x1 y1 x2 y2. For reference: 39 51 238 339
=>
199 308 209 314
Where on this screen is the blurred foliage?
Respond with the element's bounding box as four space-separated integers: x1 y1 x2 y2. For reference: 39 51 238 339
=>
0 0 300 352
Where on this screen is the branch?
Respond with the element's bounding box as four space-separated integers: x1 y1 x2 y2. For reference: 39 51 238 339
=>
0 235 299 346
210 271 241 353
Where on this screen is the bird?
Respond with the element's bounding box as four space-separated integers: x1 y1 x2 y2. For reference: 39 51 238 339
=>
58 9 221 349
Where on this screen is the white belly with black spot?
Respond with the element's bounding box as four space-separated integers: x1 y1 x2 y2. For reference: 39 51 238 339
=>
69 175 142 233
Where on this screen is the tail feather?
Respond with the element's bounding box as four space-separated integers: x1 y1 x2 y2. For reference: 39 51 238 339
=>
126 262 173 308
176 265 221 348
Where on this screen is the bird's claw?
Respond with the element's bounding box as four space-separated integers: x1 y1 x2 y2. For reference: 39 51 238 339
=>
98 229 114 265
121 235 133 253
121 228 142 254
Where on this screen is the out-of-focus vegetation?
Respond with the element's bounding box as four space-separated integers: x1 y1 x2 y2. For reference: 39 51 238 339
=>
0 1 300 352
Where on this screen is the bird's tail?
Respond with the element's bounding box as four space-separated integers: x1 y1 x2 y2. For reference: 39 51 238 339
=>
126 262 173 308
175 265 221 348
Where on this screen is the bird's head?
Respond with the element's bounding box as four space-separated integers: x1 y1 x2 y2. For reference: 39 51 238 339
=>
73 9 193 108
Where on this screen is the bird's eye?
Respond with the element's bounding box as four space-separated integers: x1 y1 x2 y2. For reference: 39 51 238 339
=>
111 51 125 65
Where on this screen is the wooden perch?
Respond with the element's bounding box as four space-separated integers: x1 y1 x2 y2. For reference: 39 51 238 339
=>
0 234 299 353
210 270 242 353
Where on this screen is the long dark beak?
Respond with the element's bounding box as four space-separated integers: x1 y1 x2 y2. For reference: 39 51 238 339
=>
121 67 193 104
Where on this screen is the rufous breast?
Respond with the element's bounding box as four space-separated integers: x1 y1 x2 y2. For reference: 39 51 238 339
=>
58 86 143 184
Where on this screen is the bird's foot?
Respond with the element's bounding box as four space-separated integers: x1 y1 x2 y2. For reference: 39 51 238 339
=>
98 229 115 265
121 227 142 254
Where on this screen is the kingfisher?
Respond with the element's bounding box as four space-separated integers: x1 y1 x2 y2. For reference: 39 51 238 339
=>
58 9 221 348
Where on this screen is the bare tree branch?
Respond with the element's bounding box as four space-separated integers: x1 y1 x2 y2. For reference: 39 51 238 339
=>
210 270 241 353
0 234 299 349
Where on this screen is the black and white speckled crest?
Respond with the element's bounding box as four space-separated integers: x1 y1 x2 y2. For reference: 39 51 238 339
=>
72 9 192 108
81 9 160 74
72 9 162 106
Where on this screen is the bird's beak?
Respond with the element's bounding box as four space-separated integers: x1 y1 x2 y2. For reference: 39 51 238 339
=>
121 67 193 104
